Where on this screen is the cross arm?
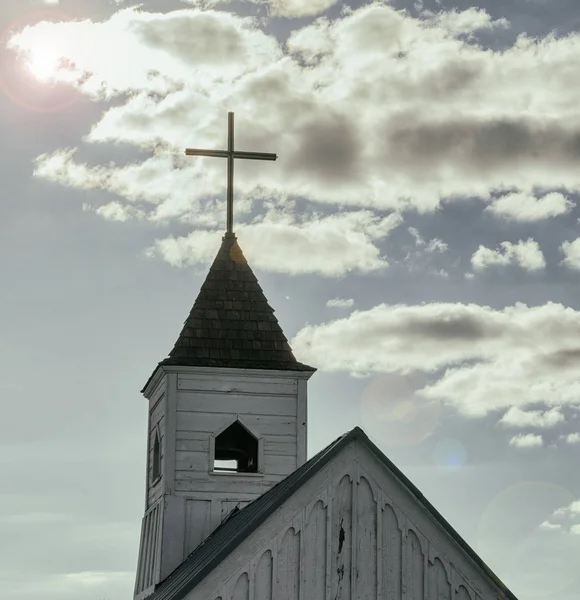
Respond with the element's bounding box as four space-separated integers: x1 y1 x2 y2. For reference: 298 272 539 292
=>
233 151 277 161
185 148 229 158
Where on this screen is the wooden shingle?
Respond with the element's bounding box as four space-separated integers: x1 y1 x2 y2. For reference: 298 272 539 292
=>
159 233 315 373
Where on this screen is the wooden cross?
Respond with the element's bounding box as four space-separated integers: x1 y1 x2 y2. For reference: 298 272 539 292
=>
185 112 277 236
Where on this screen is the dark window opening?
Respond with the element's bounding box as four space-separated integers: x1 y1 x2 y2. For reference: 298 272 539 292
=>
152 430 161 481
214 421 258 473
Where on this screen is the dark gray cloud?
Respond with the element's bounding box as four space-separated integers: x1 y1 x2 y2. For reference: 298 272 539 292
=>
385 115 580 173
287 112 363 183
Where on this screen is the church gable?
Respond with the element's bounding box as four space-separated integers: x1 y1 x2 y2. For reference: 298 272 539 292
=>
167 428 516 600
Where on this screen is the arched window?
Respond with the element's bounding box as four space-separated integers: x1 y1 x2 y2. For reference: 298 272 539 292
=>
152 429 161 481
214 420 258 473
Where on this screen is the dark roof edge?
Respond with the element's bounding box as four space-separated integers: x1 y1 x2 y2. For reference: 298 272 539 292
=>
153 431 349 600
155 427 518 600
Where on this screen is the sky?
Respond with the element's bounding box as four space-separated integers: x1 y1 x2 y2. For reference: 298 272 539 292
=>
2 0 580 598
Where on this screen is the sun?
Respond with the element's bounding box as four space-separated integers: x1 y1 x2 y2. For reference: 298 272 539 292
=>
26 48 61 81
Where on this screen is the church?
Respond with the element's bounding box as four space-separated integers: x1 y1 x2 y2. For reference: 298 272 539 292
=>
132 114 518 600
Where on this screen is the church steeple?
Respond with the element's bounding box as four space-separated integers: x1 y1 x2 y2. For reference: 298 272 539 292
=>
161 233 313 372
134 114 315 600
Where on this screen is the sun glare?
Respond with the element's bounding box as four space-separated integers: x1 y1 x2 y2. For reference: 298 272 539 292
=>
26 49 61 81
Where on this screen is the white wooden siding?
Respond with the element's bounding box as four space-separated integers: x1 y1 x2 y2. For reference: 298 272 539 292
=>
135 366 313 599
187 439 513 600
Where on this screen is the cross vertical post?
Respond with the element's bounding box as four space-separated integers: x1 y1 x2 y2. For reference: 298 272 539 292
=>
227 112 234 235
184 112 278 237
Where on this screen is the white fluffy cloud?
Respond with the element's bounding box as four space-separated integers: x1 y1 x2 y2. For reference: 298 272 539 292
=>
471 239 546 271
561 239 580 270
146 210 401 276
509 433 543 449
8 3 580 226
327 298 355 308
560 432 580 445
291 301 580 418
486 191 573 221
499 407 565 429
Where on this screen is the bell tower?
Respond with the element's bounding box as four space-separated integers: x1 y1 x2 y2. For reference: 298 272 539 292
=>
133 233 315 600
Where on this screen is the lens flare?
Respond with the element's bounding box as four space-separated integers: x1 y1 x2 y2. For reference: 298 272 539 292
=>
359 373 440 448
26 48 61 81
432 438 467 471
1 9 79 113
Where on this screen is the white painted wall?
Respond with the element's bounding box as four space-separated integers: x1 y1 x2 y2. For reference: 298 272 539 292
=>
186 438 513 600
133 364 313 599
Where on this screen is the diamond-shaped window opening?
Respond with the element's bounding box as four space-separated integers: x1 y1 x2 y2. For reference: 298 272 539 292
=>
213 420 259 473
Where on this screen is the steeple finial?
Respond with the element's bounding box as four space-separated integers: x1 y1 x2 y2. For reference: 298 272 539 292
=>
185 112 278 236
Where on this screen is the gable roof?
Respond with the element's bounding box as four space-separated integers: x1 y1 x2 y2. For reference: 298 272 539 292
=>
143 233 315 391
149 427 519 600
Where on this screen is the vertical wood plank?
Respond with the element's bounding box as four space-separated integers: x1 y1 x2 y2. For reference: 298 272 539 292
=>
165 374 177 494
431 557 452 600
331 475 353 600
356 476 377 600
304 500 327 600
296 378 307 466
406 529 425 600
276 527 300 600
456 584 473 600
382 504 402 600
255 550 273 600
232 572 249 600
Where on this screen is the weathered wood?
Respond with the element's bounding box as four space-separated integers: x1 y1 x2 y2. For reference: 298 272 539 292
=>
382 503 402 600
356 477 377 600
174 475 281 495
432 557 452 600
232 572 250 600
276 528 300 600
406 529 425 600
176 392 297 417
184 499 212 556
255 550 273 600
304 500 327 600
185 438 511 600
177 375 297 396
176 412 297 437
331 475 353 600
136 364 310 598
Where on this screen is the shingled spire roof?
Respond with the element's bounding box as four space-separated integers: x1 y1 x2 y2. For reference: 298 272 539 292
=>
157 233 315 374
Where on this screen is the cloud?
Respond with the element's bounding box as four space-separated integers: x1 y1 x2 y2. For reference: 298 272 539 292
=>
426 7 510 36
426 238 448 253
561 238 580 270
560 432 580 445
541 499 580 535
8 3 580 226
146 210 402 276
486 191 573 221
326 298 355 308
471 239 546 271
291 301 580 419
509 433 543 448
181 0 339 18
499 406 565 429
